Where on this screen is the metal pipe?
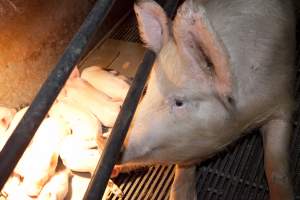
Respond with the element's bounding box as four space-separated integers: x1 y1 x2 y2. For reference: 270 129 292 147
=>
0 0 117 189
84 50 156 200
83 1 180 199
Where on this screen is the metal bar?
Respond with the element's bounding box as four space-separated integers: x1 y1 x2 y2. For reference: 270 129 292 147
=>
83 0 180 199
0 0 117 189
84 49 155 200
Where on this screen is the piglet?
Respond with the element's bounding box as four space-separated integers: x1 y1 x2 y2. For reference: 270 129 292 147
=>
107 0 296 199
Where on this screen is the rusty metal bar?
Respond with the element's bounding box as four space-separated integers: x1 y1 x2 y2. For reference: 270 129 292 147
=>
83 1 180 199
0 0 117 189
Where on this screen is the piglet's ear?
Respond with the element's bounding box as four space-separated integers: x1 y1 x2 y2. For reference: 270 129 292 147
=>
134 0 169 53
173 1 232 99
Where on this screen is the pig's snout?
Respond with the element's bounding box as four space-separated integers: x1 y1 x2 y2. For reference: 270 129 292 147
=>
96 128 150 166
117 142 141 164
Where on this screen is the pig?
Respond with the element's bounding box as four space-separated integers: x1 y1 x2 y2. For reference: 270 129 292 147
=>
108 0 296 200
81 66 130 101
58 77 121 127
16 117 70 196
49 99 101 143
37 169 70 200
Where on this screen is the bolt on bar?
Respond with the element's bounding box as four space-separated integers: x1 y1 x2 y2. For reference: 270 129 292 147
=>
83 0 180 199
0 0 117 189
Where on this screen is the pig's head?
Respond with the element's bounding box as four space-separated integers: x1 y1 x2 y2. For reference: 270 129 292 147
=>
120 0 235 165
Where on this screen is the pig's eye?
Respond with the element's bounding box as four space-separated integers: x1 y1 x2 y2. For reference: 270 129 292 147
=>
174 99 184 107
168 96 187 111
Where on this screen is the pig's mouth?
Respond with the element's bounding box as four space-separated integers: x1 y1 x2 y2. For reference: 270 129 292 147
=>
117 144 149 165
114 140 165 166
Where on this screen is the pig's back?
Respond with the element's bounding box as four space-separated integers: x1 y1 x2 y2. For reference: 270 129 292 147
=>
205 0 296 122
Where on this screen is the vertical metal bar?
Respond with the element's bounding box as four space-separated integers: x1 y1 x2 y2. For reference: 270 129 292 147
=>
84 50 156 200
83 1 180 199
0 0 117 189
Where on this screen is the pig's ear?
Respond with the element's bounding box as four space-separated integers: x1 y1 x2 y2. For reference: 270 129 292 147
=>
173 1 232 100
134 0 169 53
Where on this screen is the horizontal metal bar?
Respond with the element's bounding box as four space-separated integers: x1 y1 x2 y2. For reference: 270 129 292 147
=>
0 0 117 189
83 0 180 199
